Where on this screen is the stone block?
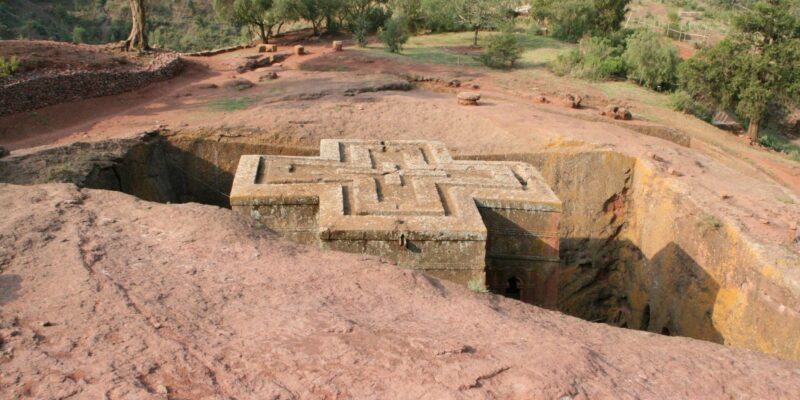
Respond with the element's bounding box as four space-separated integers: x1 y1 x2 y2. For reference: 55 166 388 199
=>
231 140 562 307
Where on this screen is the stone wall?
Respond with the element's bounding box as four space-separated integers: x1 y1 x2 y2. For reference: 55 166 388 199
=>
0 53 184 116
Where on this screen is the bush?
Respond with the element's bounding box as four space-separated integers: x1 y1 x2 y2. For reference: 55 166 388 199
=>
479 30 523 69
0 55 20 77
379 16 410 53
551 37 625 79
72 26 86 43
622 30 680 91
669 91 713 121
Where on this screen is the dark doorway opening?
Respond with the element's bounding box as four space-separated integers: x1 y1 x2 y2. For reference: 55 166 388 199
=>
505 277 521 300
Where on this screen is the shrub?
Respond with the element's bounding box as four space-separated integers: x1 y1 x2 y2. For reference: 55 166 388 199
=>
669 91 713 121
379 16 410 53
0 56 20 77
551 37 624 79
622 30 680 91
479 30 523 69
72 26 86 43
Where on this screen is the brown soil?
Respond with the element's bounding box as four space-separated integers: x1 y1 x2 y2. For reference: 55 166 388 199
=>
1 183 799 399
0 40 152 75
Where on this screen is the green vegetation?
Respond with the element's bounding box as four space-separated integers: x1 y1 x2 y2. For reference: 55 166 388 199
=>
379 16 410 53
552 36 625 80
0 55 20 77
208 97 255 111
479 28 522 68
678 0 800 141
467 279 489 293
623 30 680 91
531 0 631 42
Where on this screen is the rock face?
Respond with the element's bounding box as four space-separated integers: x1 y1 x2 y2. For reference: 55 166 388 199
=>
230 140 562 307
1 183 799 399
457 91 481 106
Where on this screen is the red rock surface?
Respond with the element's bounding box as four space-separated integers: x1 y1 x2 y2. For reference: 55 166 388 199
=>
1 183 799 399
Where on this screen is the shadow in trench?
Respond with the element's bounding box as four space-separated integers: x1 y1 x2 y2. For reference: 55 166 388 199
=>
559 237 724 343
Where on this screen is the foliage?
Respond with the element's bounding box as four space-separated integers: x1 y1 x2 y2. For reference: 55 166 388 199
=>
215 0 288 43
379 16 410 52
479 29 523 68
421 0 514 46
0 55 19 77
669 90 713 121
678 0 800 140
551 37 625 80
622 30 680 91
532 0 630 42
467 279 488 293
72 26 86 43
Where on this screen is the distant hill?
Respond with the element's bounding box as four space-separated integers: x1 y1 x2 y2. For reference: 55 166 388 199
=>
0 0 244 52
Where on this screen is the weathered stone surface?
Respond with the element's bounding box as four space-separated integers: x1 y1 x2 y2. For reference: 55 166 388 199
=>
259 72 278 81
601 105 633 120
223 78 254 91
258 45 267 53
559 94 582 109
332 41 343 51
0 146 8 158
236 56 271 73
231 140 562 307
294 45 305 56
457 92 481 106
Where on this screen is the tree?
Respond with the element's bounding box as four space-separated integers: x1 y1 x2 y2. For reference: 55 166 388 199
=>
678 0 800 141
622 30 680 91
284 0 343 36
216 0 279 43
479 29 523 68
422 0 513 46
379 15 410 52
124 0 148 51
531 0 630 42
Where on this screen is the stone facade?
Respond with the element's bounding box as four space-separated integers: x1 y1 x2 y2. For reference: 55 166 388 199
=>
230 140 561 307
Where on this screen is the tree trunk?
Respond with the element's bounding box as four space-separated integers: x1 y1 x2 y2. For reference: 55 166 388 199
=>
124 0 147 51
747 118 761 143
473 28 479 47
258 23 267 43
276 22 284 37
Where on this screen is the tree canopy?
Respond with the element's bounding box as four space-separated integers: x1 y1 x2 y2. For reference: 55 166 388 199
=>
679 0 800 140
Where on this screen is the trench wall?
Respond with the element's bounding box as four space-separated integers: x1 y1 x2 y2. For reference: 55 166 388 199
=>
3 133 798 359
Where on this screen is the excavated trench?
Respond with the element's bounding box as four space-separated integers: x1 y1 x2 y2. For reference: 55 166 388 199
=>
2 130 798 360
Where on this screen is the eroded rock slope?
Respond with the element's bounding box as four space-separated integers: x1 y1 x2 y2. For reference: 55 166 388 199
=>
1 184 799 399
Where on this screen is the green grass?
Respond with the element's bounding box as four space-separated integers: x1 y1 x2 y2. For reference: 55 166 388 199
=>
759 129 800 161
207 97 255 112
358 31 571 68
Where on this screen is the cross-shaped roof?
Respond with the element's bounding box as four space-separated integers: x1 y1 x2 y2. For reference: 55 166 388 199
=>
230 139 561 241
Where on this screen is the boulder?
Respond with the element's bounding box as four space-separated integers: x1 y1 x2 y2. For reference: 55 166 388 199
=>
223 78 254 91
457 92 481 106
236 56 271 73
0 146 8 159
333 41 343 51
601 105 633 120
448 79 462 88
258 45 267 53
558 94 582 109
534 95 549 104
294 45 305 56
259 72 279 81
